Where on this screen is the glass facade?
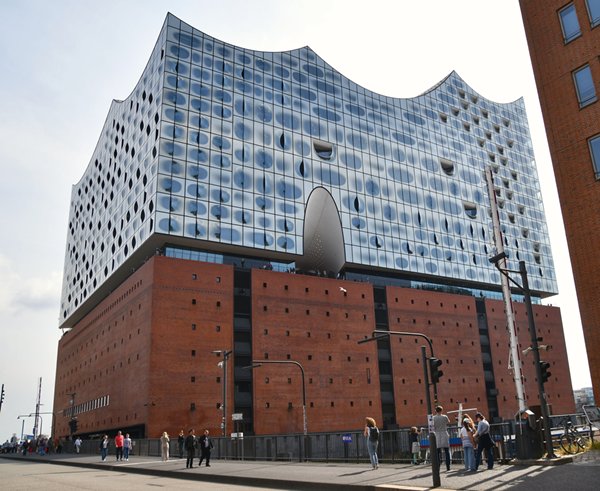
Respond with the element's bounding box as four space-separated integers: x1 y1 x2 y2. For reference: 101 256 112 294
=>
60 14 557 326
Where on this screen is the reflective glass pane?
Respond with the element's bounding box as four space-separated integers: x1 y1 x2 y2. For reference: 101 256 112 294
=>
589 135 600 176
573 65 596 106
559 4 581 42
587 0 600 26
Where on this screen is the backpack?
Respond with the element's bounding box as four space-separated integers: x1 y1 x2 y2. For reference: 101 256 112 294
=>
369 426 379 441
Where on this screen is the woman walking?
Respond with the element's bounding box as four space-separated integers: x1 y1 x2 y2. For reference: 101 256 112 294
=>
160 431 170 461
409 427 421 464
460 418 476 471
432 405 451 471
364 417 380 470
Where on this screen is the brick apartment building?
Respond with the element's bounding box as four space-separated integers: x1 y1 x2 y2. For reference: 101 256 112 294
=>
520 0 599 402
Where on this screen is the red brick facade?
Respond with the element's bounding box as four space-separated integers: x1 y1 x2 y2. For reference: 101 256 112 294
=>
520 0 600 402
53 257 574 438
485 299 575 417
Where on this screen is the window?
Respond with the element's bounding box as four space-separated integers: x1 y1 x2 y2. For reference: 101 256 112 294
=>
559 3 581 42
588 134 600 178
586 0 600 27
573 65 597 107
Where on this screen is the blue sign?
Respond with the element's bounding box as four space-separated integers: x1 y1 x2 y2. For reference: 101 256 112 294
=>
342 434 352 443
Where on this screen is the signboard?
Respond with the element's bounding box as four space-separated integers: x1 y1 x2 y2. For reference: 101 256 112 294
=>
342 434 352 443
232 413 243 421
427 414 434 433
231 432 244 439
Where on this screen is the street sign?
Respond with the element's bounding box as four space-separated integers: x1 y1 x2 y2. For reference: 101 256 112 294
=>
232 413 243 420
342 434 352 443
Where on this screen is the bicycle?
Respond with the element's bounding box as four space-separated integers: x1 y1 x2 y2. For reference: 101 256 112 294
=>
559 420 590 454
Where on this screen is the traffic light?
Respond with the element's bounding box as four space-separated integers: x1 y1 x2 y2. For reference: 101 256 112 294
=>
429 357 444 384
539 360 551 384
69 418 78 434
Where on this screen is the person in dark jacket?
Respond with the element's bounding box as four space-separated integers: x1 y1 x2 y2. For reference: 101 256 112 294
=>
184 429 197 468
177 430 185 458
198 429 214 467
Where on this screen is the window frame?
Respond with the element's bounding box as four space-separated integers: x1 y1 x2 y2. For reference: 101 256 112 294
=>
586 0 600 28
588 134 600 179
559 3 582 43
573 64 597 108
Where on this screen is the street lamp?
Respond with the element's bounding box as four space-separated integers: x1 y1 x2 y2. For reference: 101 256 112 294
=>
244 359 308 461
213 350 232 438
358 329 438 407
489 254 556 459
17 414 34 441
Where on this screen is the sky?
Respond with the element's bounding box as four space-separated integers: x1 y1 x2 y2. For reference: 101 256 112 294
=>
0 0 592 441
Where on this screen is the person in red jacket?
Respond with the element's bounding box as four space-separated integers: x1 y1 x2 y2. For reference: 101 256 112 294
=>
114 430 124 461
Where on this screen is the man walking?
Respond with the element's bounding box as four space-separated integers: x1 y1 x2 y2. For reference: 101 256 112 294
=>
74 437 82 454
114 431 124 461
185 429 197 468
198 429 214 467
474 412 495 470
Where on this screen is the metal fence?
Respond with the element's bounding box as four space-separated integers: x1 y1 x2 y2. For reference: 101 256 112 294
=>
68 413 595 463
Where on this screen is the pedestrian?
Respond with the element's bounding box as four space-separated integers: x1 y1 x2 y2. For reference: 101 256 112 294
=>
409 426 420 464
114 430 124 461
178 430 185 458
160 431 170 461
123 433 132 461
460 418 476 471
432 405 451 471
74 436 82 454
474 412 494 470
185 428 197 468
198 429 214 467
100 435 109 461
363 417 379 470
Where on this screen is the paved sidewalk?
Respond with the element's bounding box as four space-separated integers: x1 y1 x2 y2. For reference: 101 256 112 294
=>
2 451 599 490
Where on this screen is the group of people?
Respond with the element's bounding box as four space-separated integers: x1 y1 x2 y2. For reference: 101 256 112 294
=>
432 405 495 472
365 406 495 472
181 429 214 468
159 429 214 468
99 431 133 461
94 428 214 467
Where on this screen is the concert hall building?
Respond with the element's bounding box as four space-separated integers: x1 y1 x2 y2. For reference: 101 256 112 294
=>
53 13 574 439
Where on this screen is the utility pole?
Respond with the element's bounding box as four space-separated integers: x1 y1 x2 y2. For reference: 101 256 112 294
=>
33 378 42 439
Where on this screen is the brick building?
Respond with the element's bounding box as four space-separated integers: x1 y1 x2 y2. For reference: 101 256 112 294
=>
54 13 574 439
520 0 599 402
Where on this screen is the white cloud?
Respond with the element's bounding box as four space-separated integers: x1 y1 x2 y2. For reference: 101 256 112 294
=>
0 255 61 315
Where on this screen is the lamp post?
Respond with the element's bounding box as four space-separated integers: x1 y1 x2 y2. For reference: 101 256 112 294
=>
244 359 307 461
67 392 76 440
489 254 556 459
17 414 34 441
213 350 232 438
